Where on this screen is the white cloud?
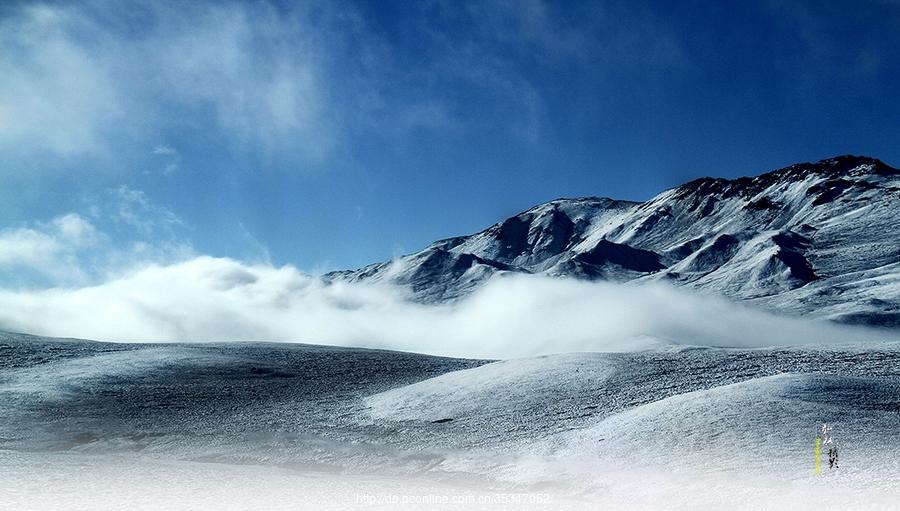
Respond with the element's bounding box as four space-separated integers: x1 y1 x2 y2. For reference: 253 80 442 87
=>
0 214 99 282
52 213 99 244
0 5 124 157
0 2 332 165
0 186 190 287
0 261 890 358
0 0 691 170
152 146 177 156
103 185 182 238
0 227 63 267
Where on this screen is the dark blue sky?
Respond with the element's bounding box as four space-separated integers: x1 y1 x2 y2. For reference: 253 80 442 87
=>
1 0 898 276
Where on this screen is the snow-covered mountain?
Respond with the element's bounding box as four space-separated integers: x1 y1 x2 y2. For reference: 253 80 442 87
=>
326 155 900 326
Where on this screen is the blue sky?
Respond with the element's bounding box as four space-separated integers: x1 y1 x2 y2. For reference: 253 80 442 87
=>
1 0 899 280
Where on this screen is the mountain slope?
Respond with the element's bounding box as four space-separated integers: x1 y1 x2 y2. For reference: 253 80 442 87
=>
326 155 900 326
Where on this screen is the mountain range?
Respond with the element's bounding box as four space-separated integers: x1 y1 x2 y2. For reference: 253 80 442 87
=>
326 155 900 327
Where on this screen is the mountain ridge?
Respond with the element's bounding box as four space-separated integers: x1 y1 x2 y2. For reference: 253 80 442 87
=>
326 155 900 327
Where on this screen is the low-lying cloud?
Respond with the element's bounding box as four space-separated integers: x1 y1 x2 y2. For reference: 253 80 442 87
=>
0 256 892 359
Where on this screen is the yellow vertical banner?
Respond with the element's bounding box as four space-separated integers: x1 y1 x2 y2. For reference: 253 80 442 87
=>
814 436 822 475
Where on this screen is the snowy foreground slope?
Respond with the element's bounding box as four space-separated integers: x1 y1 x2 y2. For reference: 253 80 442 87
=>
3 333 900 510
327 155 900 326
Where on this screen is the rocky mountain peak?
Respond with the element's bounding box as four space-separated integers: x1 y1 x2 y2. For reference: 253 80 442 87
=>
327 156 900 327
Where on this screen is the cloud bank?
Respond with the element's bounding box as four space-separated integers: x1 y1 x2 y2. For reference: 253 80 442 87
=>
0 256 891 359
0 192 892 358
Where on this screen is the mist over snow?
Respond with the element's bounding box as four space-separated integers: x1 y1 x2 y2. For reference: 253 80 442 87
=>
0 256 891 358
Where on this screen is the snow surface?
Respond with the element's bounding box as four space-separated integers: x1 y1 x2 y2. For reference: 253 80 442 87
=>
4 333 900 509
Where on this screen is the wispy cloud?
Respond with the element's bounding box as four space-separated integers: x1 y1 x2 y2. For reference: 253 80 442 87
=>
0 1 331 166
151 145 179 175
762 0 900 94
101 185 183 238
152 146 177 156
237 222 273 266
0 4 124 158
0 186 191 287
0 0 692 171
